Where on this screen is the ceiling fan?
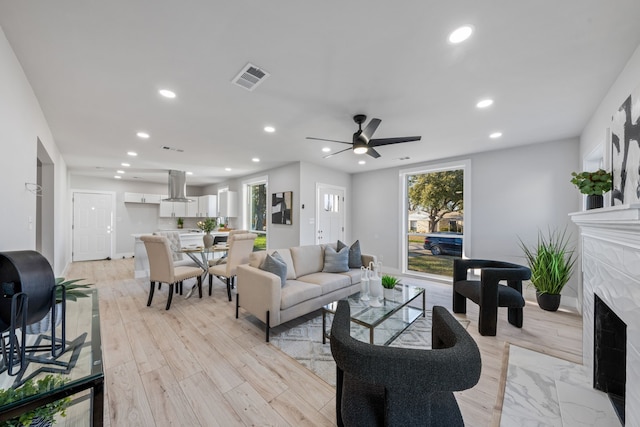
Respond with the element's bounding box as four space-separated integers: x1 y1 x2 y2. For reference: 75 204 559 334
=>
306 114 421 158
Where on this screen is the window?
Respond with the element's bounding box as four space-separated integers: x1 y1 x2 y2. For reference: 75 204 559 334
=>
401 160 469 278
248 182 267 232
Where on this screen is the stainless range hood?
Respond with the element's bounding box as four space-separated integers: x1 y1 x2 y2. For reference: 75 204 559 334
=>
163 170 192 202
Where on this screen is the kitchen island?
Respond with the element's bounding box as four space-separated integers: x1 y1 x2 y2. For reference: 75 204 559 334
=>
133 231 229 278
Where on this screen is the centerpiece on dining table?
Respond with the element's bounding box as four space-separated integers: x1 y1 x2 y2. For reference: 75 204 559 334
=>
197 217 218 248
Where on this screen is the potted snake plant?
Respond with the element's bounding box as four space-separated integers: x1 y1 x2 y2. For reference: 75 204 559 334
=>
519 228 575 311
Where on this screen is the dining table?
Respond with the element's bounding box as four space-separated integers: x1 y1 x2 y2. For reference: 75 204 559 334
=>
176 244 229 298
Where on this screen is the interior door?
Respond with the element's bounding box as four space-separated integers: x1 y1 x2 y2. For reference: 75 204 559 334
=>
316 184 345 244
73 192 113 261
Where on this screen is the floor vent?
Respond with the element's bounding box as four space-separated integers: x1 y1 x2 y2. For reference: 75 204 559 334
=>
232 63 270 91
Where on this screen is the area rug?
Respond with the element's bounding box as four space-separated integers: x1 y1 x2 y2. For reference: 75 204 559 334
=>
269 309 469 386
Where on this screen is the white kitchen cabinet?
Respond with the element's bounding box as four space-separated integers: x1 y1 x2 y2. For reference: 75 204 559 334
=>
186 198 199 217
124 192 161 204
159 197 188 217
197 195 217 217
217 191 237 217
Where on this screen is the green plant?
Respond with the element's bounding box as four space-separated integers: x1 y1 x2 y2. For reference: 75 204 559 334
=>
176 217 184 226
0 375 71 426
55 277 91 304
381 275 400 289
519 228 576 295
570 169 612 195
196 217 217 233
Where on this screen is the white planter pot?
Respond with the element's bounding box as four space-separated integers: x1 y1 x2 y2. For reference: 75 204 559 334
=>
25 303 63 335
383 288 396 301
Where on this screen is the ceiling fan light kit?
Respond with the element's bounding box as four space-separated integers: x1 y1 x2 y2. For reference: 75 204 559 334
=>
307 114 421 159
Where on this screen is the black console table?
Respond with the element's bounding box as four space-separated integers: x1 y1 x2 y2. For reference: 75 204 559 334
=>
0 289 104 426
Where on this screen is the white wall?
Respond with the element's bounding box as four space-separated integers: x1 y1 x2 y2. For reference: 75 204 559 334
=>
69 175 205 256
581 44 640 163
352 138 580 299
0 26 69 275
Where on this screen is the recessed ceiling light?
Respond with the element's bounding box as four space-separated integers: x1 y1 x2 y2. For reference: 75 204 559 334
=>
358 160 366 165
252 157 260 162
121 163 130 167
476 99 494 109
448 26 473 44
490 132 503 139
158 89 176 99
186 171 193 175
322 147 331 153
117 170 125 174
225 167 232 172
114 175 121 179
127 151 138 157
136 131 150 139
264 126 275 133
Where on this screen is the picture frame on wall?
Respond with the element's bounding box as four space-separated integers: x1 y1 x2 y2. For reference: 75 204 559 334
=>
271 191 292 225
610 83 640 206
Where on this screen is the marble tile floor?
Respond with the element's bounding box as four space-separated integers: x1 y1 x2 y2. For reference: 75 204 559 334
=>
500 344 621 427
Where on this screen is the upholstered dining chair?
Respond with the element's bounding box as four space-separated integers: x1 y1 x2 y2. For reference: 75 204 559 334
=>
140 235 204 310
452 258 531 336
207 230 249 267
208 233 257 301
330 300 481 426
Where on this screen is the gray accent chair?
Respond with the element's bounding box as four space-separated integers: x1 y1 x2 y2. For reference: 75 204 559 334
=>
330 300 481 426
452 259 531 336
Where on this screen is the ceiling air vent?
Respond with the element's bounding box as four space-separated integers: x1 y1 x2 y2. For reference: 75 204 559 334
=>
232 63 270 91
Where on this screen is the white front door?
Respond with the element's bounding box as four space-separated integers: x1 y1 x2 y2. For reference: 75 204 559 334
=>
316 184 345 244
73 192 113 261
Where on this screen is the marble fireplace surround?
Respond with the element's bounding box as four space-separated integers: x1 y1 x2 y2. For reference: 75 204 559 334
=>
570 204 640 425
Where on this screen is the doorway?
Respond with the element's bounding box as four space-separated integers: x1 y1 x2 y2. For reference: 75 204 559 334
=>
72 192 114 261
316 184 345 244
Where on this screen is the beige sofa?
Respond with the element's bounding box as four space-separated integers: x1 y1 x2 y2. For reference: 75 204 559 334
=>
236 243 376 341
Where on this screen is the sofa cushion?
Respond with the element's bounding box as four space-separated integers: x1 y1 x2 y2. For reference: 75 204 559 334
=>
250 249 296 279
338 269 362 285
280 280 323 310
259 251 287 286
290 245 324 277
337 240 363 269
323 246 349 273
297 272 352 295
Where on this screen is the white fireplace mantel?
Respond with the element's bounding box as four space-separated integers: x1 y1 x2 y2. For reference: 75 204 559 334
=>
570 204 640 425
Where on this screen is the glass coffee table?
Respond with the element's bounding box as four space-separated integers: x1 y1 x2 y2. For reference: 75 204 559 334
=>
322 283 425 346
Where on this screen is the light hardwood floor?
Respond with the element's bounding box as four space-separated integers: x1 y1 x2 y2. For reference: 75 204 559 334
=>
66 259 582 427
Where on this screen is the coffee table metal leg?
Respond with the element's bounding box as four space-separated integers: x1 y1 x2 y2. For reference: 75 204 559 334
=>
322 310 326 344
423 291 426 317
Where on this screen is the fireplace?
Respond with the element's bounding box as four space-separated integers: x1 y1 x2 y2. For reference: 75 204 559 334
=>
570 204 640 426
594 295 626 423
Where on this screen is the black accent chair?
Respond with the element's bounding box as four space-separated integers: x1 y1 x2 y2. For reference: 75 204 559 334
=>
452 259 531 336
330 300 481 427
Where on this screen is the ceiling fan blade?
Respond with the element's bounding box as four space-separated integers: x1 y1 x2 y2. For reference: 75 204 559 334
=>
366 147 381 158
360 118 381 142
368 136 421 147
306 136 352 145
323 147 352 159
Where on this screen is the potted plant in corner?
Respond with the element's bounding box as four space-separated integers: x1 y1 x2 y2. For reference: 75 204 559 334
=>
519 228 575 312
25 278 92 335
0 375 71 426
381 275 400 301
570 169 612 210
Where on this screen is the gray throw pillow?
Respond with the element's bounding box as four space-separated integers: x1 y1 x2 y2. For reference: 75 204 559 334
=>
337 239 363 269
323 246 350 273
259 251 287 287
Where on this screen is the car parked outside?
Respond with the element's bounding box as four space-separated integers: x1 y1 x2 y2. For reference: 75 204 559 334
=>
423 232 463 256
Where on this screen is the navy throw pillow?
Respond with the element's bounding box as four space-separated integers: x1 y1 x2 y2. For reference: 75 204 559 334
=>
337 239 363 269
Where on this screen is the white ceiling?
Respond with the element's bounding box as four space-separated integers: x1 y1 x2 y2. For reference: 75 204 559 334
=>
2 1 640 185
